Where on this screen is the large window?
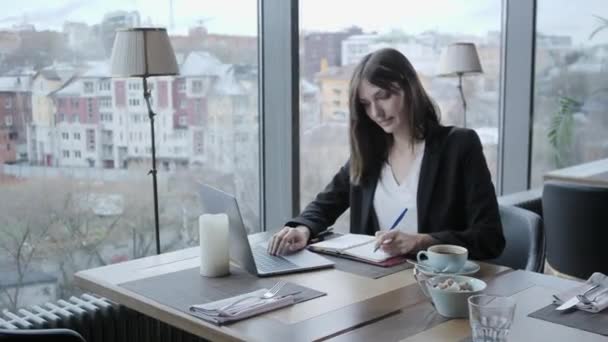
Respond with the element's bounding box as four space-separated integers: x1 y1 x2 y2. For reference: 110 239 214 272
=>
299 0 503 232
0 2 258 311
531 0 608 186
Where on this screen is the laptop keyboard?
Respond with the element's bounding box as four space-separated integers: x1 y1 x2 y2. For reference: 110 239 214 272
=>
251 245 299 273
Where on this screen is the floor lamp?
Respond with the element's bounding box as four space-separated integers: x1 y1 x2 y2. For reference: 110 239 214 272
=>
110 28 179 255
438 42 483 128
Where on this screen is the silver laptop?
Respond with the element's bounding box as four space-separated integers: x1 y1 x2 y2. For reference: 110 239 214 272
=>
199 184 334 277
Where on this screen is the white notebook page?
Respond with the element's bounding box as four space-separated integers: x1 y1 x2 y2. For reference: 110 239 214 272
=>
310 234 374 251
345 243 392 262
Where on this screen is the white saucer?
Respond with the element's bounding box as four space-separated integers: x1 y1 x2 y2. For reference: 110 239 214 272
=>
415 260 480 276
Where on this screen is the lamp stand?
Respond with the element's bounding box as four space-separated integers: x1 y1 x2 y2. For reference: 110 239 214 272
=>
143 76 161 255
456 72 467 128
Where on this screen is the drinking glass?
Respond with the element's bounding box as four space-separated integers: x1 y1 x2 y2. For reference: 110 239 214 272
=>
468 295 516 342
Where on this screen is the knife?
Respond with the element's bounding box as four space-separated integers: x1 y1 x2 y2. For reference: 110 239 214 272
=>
555 284 600 311
556 295 581 311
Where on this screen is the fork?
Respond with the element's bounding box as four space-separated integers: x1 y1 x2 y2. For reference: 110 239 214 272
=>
218 280 286 313
578 287 608 305
551 284 598 304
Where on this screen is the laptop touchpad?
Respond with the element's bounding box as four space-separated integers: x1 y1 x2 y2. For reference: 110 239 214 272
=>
254 241 333 267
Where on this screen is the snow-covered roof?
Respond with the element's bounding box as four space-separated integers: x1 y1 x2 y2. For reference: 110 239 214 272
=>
81 61 111 78
344 34 377 42
179 51 224 77
31 66 79 96
33 67 78 86
0 76 31 92
52 78 81 96
301 79 318 94
5 67 36 77
211 65 246 96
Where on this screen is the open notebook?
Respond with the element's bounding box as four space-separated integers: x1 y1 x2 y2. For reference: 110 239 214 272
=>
308 234 406 267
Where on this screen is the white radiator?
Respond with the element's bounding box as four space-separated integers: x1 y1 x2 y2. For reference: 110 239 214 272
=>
0 294 207 342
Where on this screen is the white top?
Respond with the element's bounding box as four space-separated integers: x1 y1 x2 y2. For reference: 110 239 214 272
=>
373 141 425 233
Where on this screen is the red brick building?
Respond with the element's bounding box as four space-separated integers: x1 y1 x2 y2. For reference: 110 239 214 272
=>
0 76 32 163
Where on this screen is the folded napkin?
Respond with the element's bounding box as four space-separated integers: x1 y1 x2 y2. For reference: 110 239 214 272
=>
553 272 608 313
189 288 296 325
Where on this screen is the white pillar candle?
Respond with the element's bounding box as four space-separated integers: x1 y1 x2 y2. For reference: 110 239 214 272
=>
199 213 230 277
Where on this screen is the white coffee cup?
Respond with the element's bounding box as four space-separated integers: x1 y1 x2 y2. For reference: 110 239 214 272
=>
416 244 468 273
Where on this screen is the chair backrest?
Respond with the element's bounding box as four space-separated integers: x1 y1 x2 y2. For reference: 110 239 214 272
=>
542 180 608 279
0 328 85 342
490 205 545 272
497 187 543 217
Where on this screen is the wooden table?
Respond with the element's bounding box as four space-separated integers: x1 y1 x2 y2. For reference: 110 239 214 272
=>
75 247 608 342
544 158 608 187
336 270 608 342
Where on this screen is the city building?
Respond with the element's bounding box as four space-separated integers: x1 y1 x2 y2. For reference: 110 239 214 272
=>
28 66 76 166
0 74 32 163
315 64 354 123
301 26 363 80
100 11 141 56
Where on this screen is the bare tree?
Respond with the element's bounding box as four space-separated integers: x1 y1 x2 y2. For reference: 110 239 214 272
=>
50 180 124 298
0 179 60 311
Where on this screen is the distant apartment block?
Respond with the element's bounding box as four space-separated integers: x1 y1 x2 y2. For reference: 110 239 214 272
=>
0 48 258 178
28 67 76 166
101 11 141 56
0 75 32 162
301 26 363 80
341 34 376 66
315 65 354 123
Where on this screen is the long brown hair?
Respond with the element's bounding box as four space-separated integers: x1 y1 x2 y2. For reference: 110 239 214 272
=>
348 48 439 185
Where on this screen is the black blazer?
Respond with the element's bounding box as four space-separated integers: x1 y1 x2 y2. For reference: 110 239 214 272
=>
287 124 505 260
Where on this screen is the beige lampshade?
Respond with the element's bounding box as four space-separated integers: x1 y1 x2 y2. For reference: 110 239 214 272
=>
438 42 483 76
110 28 179 77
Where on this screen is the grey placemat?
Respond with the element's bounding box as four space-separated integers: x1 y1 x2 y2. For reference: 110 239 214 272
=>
529 304 608 336
120 266 325 322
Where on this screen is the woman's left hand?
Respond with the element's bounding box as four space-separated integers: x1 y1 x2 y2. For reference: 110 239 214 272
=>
374 231 434 256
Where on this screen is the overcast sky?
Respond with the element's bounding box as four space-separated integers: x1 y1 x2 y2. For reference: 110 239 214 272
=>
0 0 606 44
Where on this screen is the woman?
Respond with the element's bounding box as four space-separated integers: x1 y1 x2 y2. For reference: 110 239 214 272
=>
268 48 505 260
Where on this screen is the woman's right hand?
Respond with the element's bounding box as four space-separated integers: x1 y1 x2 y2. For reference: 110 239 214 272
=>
267 226 311 256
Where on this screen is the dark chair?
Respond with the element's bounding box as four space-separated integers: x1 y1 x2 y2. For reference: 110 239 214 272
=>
543 180 608 279
490 205 545 272
497 187 543 217
0 328 85 342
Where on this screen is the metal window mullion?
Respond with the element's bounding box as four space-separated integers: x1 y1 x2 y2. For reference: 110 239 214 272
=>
259 0 300 231
498 0 536 195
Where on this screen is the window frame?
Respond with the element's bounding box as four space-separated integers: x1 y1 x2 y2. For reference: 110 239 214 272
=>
497 0 536 194
264 0 539 228
259 0 300 230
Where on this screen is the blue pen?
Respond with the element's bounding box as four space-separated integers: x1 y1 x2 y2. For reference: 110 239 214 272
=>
374 207 408 252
